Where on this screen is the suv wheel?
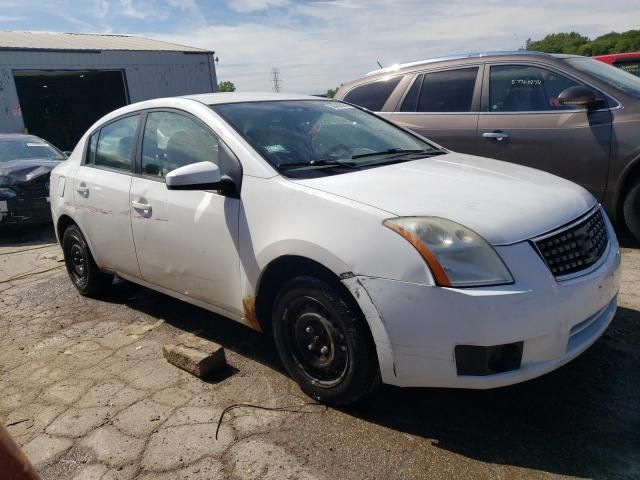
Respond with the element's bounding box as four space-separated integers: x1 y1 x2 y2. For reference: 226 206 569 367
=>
62 225 112 296
272 276 380 405
623 179 640 241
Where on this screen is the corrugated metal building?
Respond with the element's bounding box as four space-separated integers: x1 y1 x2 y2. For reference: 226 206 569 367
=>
0 31 217 149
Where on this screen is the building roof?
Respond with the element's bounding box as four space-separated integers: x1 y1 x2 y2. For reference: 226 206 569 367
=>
0 31 212 53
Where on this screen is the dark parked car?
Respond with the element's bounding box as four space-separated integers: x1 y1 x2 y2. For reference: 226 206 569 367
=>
595 52 640 77
335 51 640 240
0 134 66 226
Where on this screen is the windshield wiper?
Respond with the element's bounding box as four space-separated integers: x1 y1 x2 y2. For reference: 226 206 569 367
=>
351 148 433 159
276 159 359 170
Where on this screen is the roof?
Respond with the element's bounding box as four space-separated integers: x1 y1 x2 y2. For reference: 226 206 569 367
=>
0 31 212 53
365 50 558 76
185 92 322 105
94 93 325 125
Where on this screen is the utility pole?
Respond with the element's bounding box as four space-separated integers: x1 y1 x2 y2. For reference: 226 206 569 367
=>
271 68 282 92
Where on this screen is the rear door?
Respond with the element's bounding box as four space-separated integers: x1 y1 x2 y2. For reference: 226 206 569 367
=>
129 110 242 316
73 113 141 277
385 66 482 154
477 63 612 198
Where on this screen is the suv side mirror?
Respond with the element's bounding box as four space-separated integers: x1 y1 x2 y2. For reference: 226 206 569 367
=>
558 86 598 108
166 161 222 190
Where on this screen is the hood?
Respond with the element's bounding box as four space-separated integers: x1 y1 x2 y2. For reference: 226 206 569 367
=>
291 153 596 245
0 159 62 185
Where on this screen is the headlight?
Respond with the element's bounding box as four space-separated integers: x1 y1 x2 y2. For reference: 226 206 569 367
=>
384 217 513 287
0 187 17 199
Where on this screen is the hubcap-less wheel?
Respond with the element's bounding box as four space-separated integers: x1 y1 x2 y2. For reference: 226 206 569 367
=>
70 244 86 277
284 296 349 388
67 237 88 288
62 225 112 297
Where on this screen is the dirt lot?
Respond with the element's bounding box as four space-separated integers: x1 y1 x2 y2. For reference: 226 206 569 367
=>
1 225 639 480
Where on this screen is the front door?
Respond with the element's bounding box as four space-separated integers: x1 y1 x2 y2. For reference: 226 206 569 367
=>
385 66 482 155
477 64 612 199
129 110 241 316
73 113 141 277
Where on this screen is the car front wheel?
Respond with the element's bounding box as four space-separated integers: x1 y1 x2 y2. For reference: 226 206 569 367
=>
62 224 112 296
623 178 640 241
272 276 380 405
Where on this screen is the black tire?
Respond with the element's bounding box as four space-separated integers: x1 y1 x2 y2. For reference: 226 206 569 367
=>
272 276 380 405
623 179 640 241
62 224 112 296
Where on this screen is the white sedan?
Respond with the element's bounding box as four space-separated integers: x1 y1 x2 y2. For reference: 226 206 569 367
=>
50 93 621 404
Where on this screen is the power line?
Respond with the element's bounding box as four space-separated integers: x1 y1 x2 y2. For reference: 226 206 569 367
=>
271 68 282 92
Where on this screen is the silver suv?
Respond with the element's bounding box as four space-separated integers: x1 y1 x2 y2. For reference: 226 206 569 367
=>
336 51 640 240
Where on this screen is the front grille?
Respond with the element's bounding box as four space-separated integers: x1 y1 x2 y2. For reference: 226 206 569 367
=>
17 178 50 198
533 208 608 278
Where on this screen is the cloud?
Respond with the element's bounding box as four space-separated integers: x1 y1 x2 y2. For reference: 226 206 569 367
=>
119 0 153 19
0 15 27 21
1 0 639 94
154 0 640 94
226 0 289 13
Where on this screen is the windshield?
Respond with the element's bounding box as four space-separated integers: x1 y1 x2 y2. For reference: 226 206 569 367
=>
0 138 65 162
211 100 440 176
565 57 640 99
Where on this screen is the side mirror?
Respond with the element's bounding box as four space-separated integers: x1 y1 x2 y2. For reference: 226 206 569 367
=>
558 86 598 108
166 161 222 190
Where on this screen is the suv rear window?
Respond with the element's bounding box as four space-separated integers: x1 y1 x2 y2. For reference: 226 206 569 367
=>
401 67 478 112
342 77 401 111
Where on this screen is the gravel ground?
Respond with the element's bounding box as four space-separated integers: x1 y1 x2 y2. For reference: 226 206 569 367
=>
1 225 638 480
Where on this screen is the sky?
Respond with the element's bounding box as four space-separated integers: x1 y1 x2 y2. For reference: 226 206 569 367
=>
0 0 638 94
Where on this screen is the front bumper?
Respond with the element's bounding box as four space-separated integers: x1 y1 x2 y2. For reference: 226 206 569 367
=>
343 219 621 389
0 196 52 226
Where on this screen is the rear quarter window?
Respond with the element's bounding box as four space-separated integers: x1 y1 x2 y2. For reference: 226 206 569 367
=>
401 67 478 112
342 77 402 111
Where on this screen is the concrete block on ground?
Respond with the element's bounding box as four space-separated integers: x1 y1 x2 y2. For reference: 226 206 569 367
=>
162 334 226 379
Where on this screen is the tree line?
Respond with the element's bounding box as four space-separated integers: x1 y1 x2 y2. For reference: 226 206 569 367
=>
525 30 640 56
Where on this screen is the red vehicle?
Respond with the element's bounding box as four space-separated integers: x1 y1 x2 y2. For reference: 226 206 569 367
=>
595 52 640 77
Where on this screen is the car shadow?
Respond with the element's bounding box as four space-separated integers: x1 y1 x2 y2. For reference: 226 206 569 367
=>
98 278 640 478
619 236 640 249
102 279 284 374
0 224 57 247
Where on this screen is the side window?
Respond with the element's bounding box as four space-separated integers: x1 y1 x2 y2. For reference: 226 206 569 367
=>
400 74 422 112
617 61 640 77
86 132 98 164
141 111 219 178
94 115 140 171
489 65 580 112
343 76 402 111
409 67 478 112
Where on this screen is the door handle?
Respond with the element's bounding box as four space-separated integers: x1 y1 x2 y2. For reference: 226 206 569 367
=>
76 185 89 196
482 131 510 141
131 201 152 215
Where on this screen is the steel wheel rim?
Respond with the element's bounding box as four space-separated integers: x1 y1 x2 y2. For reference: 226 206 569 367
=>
283 295 349 388
68 239 88 287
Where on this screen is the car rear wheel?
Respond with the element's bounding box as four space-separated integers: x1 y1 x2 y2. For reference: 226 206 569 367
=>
272 276 380 405
62 225 112 296
623 179 640 241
